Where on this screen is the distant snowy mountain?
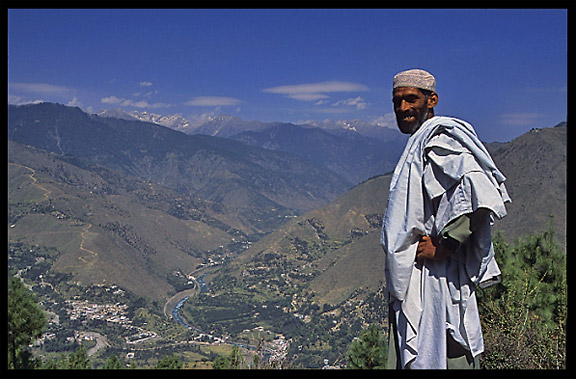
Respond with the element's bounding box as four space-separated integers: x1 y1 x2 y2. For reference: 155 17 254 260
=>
191 115 270 137
96 108 403 143
303 118 402 142
230 122 405 184
93 108 408 184
97 108 195 133
97 108 138 121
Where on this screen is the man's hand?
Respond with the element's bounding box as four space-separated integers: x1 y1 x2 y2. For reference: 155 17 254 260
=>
416 236 454 266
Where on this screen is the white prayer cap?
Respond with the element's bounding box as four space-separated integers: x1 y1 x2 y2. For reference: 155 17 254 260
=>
393 69 436 92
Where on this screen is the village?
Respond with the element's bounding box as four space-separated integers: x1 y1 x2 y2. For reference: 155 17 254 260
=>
59 283 290 365
65 297 159 345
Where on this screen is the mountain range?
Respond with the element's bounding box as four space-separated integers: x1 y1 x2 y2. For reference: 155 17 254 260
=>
97 108 404 143
486 123 566 247
8 101 566 308
8 103 352 214
98 108 408 184
230 123 404 184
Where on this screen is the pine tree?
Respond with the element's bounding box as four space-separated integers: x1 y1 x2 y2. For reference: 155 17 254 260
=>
8 275 47 369
41 354 70 369
478 221 566 369
69 344 91 369
212 354 230 369
346 325 387 369
154 353 182 369
212 345 246 369
229 346 245 369
103 354 124 369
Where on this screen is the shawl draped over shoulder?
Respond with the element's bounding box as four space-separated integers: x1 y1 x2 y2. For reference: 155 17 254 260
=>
381 116 510 368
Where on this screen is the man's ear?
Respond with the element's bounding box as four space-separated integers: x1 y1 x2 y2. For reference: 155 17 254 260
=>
428 92 438 109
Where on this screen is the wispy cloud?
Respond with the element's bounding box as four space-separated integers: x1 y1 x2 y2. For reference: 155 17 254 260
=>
370 113 397 128
101 96 171 109
139 81 153 87
184 96 242 107
290 93 330 102
8 82 79 106
66 97 83 108
8 95 43 105
332 96 369 110
9 82 76 97
499 113 544 126
263 80 369 101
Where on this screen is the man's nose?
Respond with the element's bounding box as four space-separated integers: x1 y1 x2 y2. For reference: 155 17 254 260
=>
400 100 411 112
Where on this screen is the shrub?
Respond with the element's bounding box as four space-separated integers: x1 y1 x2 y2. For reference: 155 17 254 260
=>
478 221 566 369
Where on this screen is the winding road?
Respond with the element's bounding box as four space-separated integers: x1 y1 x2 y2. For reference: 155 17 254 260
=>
84 331 109 356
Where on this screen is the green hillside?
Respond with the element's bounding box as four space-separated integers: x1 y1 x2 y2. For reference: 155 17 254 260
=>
8 140 258 300
227 174 390 305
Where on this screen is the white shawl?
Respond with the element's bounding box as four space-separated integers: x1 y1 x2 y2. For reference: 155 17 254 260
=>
381 116 510 369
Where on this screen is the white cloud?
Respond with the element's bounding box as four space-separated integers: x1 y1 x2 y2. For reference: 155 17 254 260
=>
101 96 123 104
8 82 79 107
263 80 369 102
264 80 369 95
184 96 242 107
139 81 153 87
8 95 43 105
288 93 330 101
133 90 157 98
332 96 369 110
370 113 397 128
66 97 83 108
9 82 75 96
499 113 544 126
100 96 170 109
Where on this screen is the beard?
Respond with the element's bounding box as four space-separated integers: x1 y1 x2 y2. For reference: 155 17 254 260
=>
396 108 429 135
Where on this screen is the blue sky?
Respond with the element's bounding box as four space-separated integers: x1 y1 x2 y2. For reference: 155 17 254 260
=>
8 8 568 142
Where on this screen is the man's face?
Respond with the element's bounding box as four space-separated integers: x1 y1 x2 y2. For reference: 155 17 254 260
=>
392 87 436 134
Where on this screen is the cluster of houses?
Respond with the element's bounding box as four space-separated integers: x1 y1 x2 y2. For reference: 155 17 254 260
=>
65 298 158 344
66 299 129 324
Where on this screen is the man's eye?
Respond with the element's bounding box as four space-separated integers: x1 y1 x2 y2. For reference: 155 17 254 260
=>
393 96 418 105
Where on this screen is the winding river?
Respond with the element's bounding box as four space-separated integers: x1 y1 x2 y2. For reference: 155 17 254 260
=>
170 273 207 331
166 272 268 354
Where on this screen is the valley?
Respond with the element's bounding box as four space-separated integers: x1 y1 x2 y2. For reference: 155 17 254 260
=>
7 103 566 368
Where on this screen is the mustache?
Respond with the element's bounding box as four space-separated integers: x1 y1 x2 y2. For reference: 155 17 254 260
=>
397 109 428 121
397 112 416 121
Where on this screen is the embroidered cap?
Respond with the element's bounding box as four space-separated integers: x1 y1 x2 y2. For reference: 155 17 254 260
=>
393 69 436 92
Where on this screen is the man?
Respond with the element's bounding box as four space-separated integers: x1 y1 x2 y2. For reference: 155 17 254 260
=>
381 69 511 369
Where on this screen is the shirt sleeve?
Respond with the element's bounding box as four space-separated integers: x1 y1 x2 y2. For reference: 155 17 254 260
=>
441 214 471 246
439 209 490 250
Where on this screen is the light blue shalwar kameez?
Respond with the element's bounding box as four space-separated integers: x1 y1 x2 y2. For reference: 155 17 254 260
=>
381 116 511 369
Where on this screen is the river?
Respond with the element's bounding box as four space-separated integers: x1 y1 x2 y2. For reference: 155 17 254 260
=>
167 273 268 355
169 273 207 331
